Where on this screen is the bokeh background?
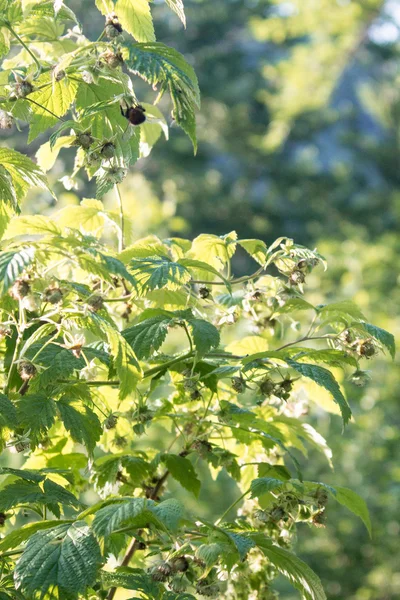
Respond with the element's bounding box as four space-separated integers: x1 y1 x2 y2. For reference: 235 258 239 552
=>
2 0 400 598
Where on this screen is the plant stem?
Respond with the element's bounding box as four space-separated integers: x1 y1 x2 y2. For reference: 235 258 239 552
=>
214 489 250 526
6 23 41 76
115 184 124 253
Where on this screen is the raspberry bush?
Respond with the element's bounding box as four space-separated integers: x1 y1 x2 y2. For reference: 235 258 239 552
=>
0 2 395 599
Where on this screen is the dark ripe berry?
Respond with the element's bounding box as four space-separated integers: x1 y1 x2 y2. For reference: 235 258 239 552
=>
43 287 63 304
0 110 14 129
10 279 30 300
231 376 246 393
102 50 124 68
199 286 211 299
87 295 104 312
289 269 306 285
14 80 33 98
123 105 146 125
259 377 274 396
190 389 202 401
18 361 37 381
358 339 377 359
75 132 93 149
104 414 118 430
341 329 354 344
137 541 147 550
121 303 132 321
312 510 327 528
171 556 189 573
100 142 115 159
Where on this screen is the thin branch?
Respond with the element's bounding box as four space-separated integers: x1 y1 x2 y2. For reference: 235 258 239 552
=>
6 22 41 76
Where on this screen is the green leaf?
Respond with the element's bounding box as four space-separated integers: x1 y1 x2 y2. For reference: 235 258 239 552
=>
17 394 57 437
0 148 52 205
196 543 223 568
163 454 201 497
58 399 102 456
123 314 171 359
115 0 155 42
186 317 220 356
331 486 372 537
0 165 18 209
92 498 164 537
124 42 200 151
0 394 17 429
0 520 73 552
164 0 186 26
187 232 237 271
75 80 127 138
106 327 142 399
224 531 255 561
101 567 161 598
254 537 326 600
355 322 396 359
250 477 285 498
36 135 75 172
287 359 352 426
14 521 102 598
28 76 79 142
129 257 191 293
0 246 35 294
318 300 366 321
153 498 184 532
0 478 80 513
238 239 268 266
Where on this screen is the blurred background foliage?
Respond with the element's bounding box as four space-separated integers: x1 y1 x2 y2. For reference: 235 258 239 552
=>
2 0 400 598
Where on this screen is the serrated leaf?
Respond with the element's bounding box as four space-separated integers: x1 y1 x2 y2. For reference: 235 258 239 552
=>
254 537 326 600
0 148 52 204
165 0 186 26
330 486 372 537
28 76 78 142
58 399 102 455
153 498 184 532
116 0 155 42
106 327 142 399
0 394 17 429
124 41 200 151
14 521 102 597
75 80 127 138
129 257 191 293
0 478 80 513
238 239 268 266
318 300 366 321
17 394 57 437
101 567 160 597
187 232 237 271
250 477 285 498
196 543 223 568
0 246 35 294
122 314 171 359
92 498 164 537
0 165 18 209
4 214 61 238
287 359 352 426
163 454 201 497
0 520 73 552
224 531 255 560
186 317 220 356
